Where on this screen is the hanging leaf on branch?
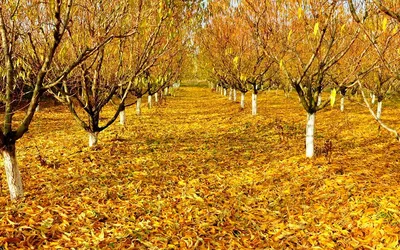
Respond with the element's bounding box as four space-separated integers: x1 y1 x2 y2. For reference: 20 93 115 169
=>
382 17 388 32
233 56 239 69
313 22 320 36
298 7 303 19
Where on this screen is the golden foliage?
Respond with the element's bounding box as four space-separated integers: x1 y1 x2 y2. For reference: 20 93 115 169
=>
0 86 399 248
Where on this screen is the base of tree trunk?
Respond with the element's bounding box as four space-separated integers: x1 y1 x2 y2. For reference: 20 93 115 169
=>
377 101 383 120
340 96 345 112
306 113 315 158
252 93 257 115
119 110 126 125
3 146 24 200
136 97 142 116
240 93 245 109
89 132 99 147
148 95 152 109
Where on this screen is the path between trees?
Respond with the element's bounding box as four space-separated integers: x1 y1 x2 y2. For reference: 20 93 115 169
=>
2 85 399 248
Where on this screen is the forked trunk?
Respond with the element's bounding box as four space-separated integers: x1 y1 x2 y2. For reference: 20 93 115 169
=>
119 110 126 125
252 93 257 115
233 89 237 101
306 113 315 158
240 92 245 109
340 95 345 112
377 101 383 120
89 132 99 147
148 95 152 109
136 97 142 116
2 145 24 200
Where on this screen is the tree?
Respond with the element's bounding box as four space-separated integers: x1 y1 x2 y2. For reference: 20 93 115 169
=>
49 1 137 147
348 0 400 140
0 0 130 200
261 0 360 157
199 0 276 115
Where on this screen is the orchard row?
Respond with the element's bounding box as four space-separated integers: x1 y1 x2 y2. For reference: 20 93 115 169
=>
196 0 400 158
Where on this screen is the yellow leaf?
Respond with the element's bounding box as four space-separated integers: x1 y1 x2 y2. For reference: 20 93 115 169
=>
279 59 284 69
233 56 239 69
98 228 105 241
382 17 388 32
314 23 319 36
330 89 337 107
298 7 303 19
192 193 204 202
178 180 186 186
340 24 346 34
287 30 293 42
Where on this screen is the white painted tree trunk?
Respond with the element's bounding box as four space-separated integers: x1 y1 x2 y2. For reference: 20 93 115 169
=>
136 97 142 116
228 88 233 101
164 87 169 96
223 88 227 96
371 94 376 104
155 93 159 103
306 113 315 158
89 132 98 147
3 147 24 200
233 89 237 101
119 110 126 125
317 94 322 106
340 95 345 112
377 101 383 120
240 92 245 109
252 93 257 115
148 95 152 109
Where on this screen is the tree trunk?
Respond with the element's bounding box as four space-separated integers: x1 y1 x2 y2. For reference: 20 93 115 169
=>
252 93 257 115
223 88 227 96
240 92 245 109
371 94 376 104
148 95 152 109
220 87 223 95
306 113 315 158
2 145 24 200
340 95 345 112
377 101 383 120
36 104 40 112
164 87 169 96
233 89 237 101
317 94 322 106
136 97 142 116
228 88 232 101
119 110 126 125
89 132 99 147
155 93 159 103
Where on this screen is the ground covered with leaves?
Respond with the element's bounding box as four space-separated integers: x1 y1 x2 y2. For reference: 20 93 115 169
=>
0 84 400 249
